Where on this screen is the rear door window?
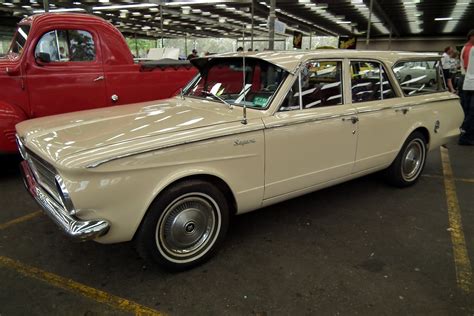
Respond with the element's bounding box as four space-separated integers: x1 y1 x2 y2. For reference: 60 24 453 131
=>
350 61 396 103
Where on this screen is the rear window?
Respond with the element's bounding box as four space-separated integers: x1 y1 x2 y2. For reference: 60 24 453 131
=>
393 60 446 96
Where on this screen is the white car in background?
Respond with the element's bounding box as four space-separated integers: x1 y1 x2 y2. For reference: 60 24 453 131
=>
393 60 438 91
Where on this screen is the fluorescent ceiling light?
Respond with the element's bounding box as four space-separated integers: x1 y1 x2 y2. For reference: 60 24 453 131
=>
443 1 470 33
435 17 454 21
33 8 85 13
3 3 14 6
92 4 158 11
402 1 423 33
336 21 351 24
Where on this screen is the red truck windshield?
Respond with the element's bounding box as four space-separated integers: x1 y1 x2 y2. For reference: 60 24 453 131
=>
8 25 31 58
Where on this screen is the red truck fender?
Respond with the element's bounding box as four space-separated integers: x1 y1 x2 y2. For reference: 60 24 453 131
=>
0 101 28 153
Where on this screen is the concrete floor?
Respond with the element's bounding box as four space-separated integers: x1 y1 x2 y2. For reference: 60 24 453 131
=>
0 142 473 315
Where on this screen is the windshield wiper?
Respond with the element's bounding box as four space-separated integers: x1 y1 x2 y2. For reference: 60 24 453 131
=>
202 90 233 109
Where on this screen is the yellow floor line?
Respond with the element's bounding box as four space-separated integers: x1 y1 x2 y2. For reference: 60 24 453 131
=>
456 177 474 184
440 147 472 293
423 173 474 184
0 210 42 230
0 256 164 316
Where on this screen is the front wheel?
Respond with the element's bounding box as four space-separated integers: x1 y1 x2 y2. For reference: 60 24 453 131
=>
135 180 230 270
384 131 427 187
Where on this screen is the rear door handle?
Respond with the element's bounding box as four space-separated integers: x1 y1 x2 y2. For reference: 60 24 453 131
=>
93 75 104 82
342 116 359 124
395 108 410 114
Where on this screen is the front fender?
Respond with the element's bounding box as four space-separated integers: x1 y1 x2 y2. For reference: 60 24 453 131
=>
0 101 28 153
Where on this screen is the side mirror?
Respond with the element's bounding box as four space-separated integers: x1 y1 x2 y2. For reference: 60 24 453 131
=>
35 52 51 64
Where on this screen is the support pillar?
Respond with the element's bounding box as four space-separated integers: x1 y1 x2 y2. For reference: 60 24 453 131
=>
268 0 276 50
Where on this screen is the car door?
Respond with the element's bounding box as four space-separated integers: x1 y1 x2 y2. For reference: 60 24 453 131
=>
262 59 358 199
26 28 106 118
349 60 410 173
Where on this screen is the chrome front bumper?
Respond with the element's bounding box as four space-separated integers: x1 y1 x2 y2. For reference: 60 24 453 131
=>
20 161 110 241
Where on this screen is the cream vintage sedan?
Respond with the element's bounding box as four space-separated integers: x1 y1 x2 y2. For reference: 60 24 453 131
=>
16 50 463 270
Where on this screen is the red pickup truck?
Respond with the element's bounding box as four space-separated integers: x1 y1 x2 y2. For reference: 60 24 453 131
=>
0 13 196 153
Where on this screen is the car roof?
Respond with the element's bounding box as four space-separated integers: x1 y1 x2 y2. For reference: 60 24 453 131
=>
19 13 106 26
196 50 441 73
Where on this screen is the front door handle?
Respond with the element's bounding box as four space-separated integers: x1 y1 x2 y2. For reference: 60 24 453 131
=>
342 116 359 124
93 75 104 82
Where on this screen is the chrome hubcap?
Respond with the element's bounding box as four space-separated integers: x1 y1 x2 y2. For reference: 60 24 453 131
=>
402 139 425 181
156 194 219 261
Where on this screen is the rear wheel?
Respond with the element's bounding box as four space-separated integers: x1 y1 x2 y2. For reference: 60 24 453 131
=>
135 180 230 270
384 131 427 187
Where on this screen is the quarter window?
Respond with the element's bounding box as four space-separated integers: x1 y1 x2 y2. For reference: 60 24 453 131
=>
351 61 395 103
279 60 343 111
392 60 446 96
35 30 96 62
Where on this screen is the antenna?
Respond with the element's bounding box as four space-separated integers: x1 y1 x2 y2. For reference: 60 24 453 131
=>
241 25 248 125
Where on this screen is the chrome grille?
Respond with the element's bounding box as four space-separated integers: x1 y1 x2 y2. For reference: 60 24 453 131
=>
26 150 61 203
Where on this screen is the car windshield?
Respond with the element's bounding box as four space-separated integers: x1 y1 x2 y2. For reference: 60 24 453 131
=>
7 25 31 58
183 58 288 109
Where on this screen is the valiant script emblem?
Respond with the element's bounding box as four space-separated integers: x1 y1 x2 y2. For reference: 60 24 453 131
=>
234 139 256 146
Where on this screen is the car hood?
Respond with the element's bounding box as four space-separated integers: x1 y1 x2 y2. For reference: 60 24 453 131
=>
17 97 258 167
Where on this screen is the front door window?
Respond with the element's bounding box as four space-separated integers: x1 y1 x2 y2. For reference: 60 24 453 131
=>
35 29 96 62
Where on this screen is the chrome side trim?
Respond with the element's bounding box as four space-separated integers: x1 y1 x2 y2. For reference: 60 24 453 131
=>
356 96 457 115
265 112 357 129
356 106 394 114
86 126 265 169
21 161 109 241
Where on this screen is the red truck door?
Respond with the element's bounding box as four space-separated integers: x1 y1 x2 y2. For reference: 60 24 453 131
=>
26 28 106 117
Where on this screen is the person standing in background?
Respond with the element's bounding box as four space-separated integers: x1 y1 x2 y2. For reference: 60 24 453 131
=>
459 30 474 146
442 46 456 93
187 49 198 60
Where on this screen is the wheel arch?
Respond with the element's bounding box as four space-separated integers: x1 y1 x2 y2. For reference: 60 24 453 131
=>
400 124 431 151
413 126 430 147
132 172 238 241
387 124 431 168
